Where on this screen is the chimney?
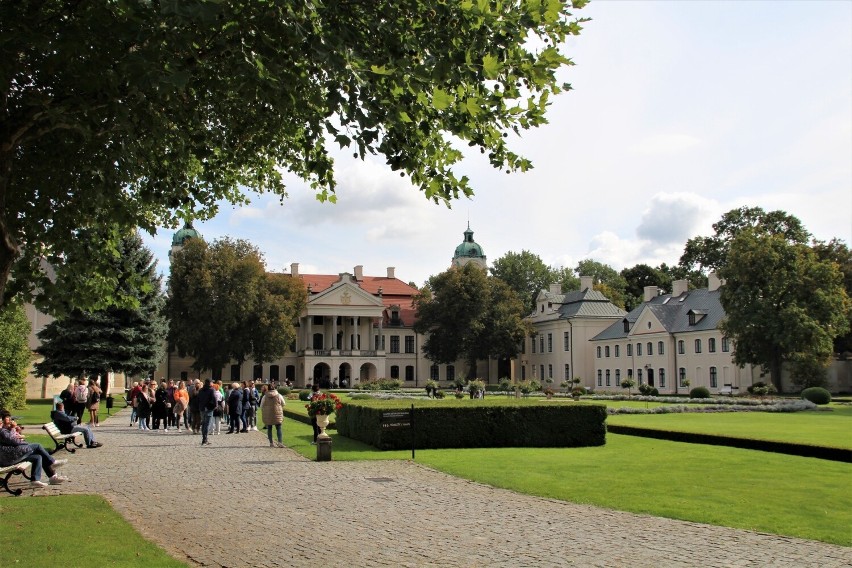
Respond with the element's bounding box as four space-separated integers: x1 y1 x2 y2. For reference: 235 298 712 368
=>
708 272 724 292
549 283 562 295
643 286 659 303
354 265 364 280
580 276 594 292
290 263 299 278
387 267 395 279
672 279 689 297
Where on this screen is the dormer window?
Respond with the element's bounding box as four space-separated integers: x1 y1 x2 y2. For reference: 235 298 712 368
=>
389 305 401 326
623 319 630 333
688 309 707 326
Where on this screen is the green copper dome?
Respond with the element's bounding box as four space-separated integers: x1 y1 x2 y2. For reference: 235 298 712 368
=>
171 221 201 247
453 225 486 260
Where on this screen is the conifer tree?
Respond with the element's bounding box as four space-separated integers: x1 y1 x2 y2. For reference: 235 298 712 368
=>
35 232 167 380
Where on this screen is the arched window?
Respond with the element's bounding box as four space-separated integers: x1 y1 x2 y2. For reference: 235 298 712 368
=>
605 370 611 386
597 370 602 386
605 346 610 357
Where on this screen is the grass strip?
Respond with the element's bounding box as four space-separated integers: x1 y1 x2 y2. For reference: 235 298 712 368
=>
0 494 187 567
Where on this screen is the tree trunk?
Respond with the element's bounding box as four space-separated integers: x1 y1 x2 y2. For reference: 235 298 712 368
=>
769 348 784 394
0 159 19 307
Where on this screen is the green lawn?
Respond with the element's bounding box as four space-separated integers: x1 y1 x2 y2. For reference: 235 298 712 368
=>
7 399 55 425
608 404 852 449
0 495 186 567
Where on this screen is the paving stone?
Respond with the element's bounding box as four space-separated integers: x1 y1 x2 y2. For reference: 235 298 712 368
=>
20 408 851 567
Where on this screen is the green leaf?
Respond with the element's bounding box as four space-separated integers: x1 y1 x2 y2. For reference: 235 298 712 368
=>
482 54 500 79
432 87 453 111
369 65 393 75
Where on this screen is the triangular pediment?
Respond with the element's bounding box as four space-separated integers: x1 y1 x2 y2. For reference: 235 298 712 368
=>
630 307 666 336
308 273 384 308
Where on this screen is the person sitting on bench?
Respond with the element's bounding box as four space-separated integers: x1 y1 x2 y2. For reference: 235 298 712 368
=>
0 409 68 488
52 402 102 448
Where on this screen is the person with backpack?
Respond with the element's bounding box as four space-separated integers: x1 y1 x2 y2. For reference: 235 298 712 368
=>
226 383 243 434
72 379 89 425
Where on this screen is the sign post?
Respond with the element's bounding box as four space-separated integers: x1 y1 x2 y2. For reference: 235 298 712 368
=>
381 405 415 459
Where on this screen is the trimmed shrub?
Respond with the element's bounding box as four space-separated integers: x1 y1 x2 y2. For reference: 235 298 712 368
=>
298 390 311 401
801 387 831 405
689 386 711 399
747 381 778 396
336 401 608 450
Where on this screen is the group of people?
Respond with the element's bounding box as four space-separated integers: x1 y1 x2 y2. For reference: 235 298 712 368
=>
58 378 103 427
128 378 287 447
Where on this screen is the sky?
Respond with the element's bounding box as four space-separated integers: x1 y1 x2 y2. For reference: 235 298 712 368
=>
143 0 852 288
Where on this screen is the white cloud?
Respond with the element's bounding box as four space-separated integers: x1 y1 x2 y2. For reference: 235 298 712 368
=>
636 193 718 245
630 134 702 156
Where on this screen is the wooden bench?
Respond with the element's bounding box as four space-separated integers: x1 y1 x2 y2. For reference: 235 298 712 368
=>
0 461 33 496
42 422 84 454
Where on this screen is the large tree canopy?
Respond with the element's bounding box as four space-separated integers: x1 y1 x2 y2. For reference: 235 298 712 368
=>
414 263 529 378
680 206 810 273
167 237 305 376
719 230 850 392
1 0 588 309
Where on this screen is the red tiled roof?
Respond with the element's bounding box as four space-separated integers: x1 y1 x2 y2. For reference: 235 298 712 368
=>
291 273 420 326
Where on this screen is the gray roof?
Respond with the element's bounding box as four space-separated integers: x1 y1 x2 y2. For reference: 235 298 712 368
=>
592 288 725 341
532 289 626 321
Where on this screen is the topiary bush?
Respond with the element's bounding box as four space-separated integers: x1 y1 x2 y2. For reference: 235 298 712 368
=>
689 386 711 399
298 390 311 401
801 386 831 405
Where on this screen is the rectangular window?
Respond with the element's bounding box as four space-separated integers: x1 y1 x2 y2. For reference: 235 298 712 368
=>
605 370 611 386
637 369 643 384
708 338 716 353
405 366 414 381
390 365 400 379
597 346 602 358
615 345 620 357
710 366 717 388
390 335 400 353
563 332 570 351
521 366 526 380
679 368 687 387
540 365 545 380
636 343 643 356
598 370 604 386
531 337 536 354
605 346 610 358
659 368 666 388
564 364 570 379
658 341 664 355
447 365 455 382
615 369 621 383
375 335 380 350
627 369 633 379
532 365 537 378
548 364 553 379
539 335 545 353
405 336 415 353
694 339 702 353
627 344 633 356
722 337 730 352
430 365 439 380
547 333 553 353
647 342 653 356
678 340 685 354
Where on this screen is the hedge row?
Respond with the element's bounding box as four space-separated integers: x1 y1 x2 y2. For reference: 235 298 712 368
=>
607 424 852 463
336 403 607 450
